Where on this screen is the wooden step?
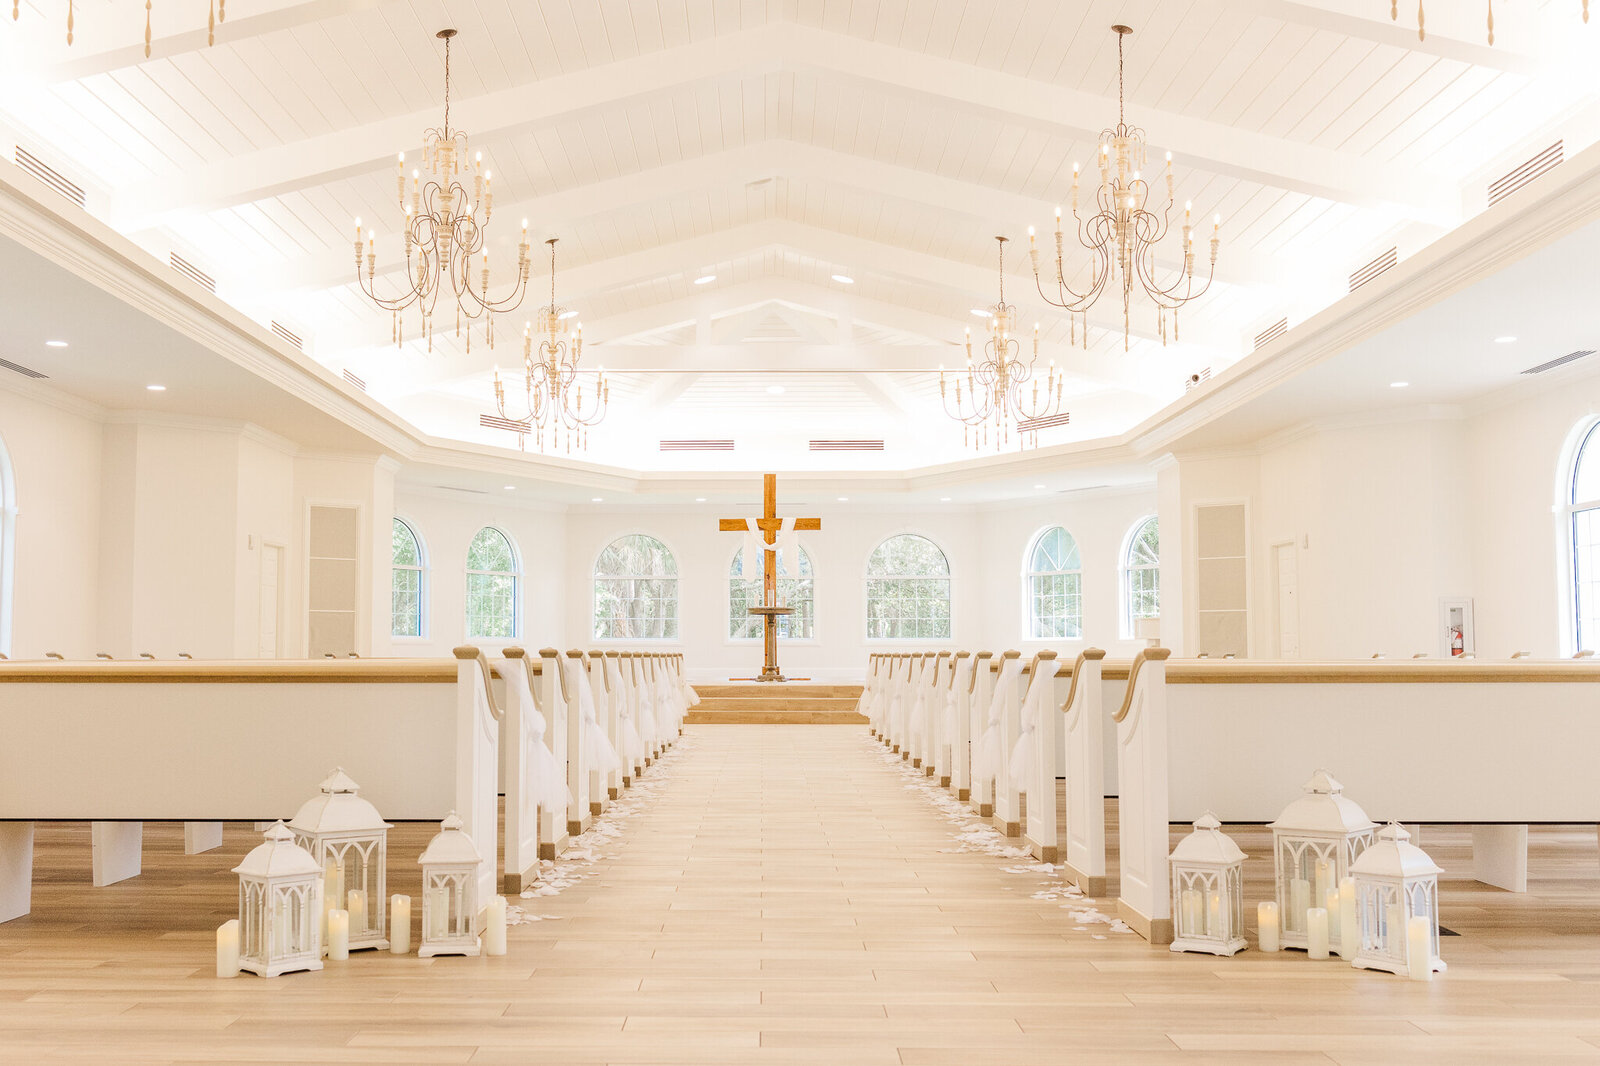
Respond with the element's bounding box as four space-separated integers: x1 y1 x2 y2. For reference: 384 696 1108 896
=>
686 682 867 725
695 696 861 713
694 683 862 699
685 706 869 725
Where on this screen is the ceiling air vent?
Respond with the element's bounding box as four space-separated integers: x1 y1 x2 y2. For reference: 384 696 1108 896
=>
271 321 303 350
1349 247 1397 293
1254 318 1288 351
1018 412 1072 432
1521 350 1597 376
170 253 216 294
480 414 529 434
1489 140 1563 207
14 146 85 208
660 440 735 452
810 440 884 452
342 370 366 391
1184 367 1213 392
0 357 47 380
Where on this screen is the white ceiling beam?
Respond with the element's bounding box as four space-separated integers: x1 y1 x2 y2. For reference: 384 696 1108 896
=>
1222 0 1538 74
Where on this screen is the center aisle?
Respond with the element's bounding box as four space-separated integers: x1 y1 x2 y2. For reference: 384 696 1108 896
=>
497 724 1162 1065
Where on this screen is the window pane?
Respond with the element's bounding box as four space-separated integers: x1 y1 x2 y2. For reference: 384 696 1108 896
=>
392 518 420 566
1576 426 1600 505
467 528 514 572
391 567 421 638
1577 507 1600 650
467 572 515 639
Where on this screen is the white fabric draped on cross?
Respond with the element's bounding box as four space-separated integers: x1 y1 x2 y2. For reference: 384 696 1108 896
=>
1008 658 1061 783
739 518 800 584
523 692 571 817
565 656 621 775
974 657 1024 786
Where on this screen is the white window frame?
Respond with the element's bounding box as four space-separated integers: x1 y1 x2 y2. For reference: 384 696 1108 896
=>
1119 514 1161 639
727 543 818 644
465 526 521 642
864 532 954 643
591 532 682 643
1023 525 1083 641
390 516 429 641
1565 419 1600 655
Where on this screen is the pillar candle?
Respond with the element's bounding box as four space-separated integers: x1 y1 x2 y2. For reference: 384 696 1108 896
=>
1289 878 1310 934
390 895 411 955
346 889 367 936
1306 907 1330 960
271 900 288 957
1206 891 1223 939
328 909 350 961
428 887 446 940
1179 888 1202 935
1386 901 1405 956
1257 901 1279 952
1324 887 1341 944
1338 879 1358 959
1313 858 1333 913
215 918 240 978
485 895 508 956
1406 915 1433 981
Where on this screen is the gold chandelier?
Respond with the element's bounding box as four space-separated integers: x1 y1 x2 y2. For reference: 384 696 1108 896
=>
11 0 226 55
1029 25 1219 353
940 236 1066 451
355 29 532 354
491 239 608 454
1390 1 1588 45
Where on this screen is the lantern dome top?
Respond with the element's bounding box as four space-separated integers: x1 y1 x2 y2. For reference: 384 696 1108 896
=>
419 811 481 865
232 821 322 878
1169 812 1247 864
288 768 390 834
1349 822 1443 879
1267 768 1378 835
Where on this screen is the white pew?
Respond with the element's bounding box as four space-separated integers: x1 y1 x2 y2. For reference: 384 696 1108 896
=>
943 652 976 800
1014 651 1061 861
1058 649 1109 895
559 651 595 837
497 647 569 891
0 649 501 925
970 651 1013 821
1114 650 1600 944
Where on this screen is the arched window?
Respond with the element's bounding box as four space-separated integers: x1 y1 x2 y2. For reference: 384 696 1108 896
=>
1570 423 1600 651
1122 516 1161 636
390 517 426 638
465 527 518 639
1026 526 1082 639
594 534 679 640
866 534 952 640
729 545 814 640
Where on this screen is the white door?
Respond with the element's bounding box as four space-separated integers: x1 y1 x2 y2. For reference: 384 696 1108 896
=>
258 544 282 659
1274 543 1300 659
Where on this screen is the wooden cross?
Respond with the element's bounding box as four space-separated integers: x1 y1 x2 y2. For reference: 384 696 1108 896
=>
717 474 822 682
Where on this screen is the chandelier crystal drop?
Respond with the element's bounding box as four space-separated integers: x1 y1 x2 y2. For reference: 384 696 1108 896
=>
1029 25 1220 353
940 236 1067 452
491 238 608 454
10 0 225 55
355 29 532 354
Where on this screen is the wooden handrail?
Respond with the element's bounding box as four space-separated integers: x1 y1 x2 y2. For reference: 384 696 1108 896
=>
1058 648 1106 713
0 658 463 683
1163 658 1600 683
970 651 993 694
1113 647 1172 723
452 646 504 721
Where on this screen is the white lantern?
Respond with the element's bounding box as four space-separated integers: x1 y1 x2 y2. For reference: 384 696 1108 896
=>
1349 822 1447 977
232 821 323 978
418 811 482 958
1168 813 1247 956
1267 770 1376 953
289 767 391 952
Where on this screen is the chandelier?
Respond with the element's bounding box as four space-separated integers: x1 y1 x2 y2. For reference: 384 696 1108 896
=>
491 239 608 454
1029 25 1219 353
940 236 1066 451
11 0 226 55
1390 1 1587 45
355 29 531 354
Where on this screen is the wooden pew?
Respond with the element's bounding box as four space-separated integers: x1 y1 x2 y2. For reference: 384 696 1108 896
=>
1113 651 1600 944
0 649 502 925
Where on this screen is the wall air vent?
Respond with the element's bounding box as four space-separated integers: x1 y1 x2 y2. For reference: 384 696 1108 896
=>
1349 247 1398 293
14 146 85 208
810 440 884 451
0 357 47 380
434 485 488 495
1489 140 1563 207
169 253 216 294
342 369 366 391
1521 350 1596 376
1254 318 1288 351
1018 412 1072 432
271 321 303 350
1184 367 1213 392
660 440 735 452
480 414 529 434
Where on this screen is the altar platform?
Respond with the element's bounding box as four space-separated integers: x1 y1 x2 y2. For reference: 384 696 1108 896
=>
685 683 866 725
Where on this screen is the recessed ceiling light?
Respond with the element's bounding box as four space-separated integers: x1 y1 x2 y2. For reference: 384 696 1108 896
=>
1495 336 1517 343
591 497 603 503
971 308 992 318
1034 484 1046 489
831 274 854 284
694 274 717 285
45 340 68 348
766 384 786 395
695 497 707 503
1390 381 1409 388
940 496 952 502
557 309 579 320
837 497 849 502
146 384 167 392
504 485 516 490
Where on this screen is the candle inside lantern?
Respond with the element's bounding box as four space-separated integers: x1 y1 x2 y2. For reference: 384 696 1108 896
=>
428 886 447 940
1324 887 1341 943
1206 891 1223 939
1179 889 1202 935
328 909 350 961
322 859 344 942
1306 907 1330 960
1338 878 1358 958
1406 915 1433 981
1386 901 1405 954
390 894 411 954
1313 858 1334 913
216 918 240 978
271 898 289 957
347 888 367 936
1257 901 1280 952
1289 877 1310 933
485 895 508 956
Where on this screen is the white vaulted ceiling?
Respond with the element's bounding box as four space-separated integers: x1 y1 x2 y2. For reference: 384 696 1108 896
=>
0 0 1595 472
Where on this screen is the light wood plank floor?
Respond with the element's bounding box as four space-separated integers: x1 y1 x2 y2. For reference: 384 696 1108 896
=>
5 725 1600 1064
